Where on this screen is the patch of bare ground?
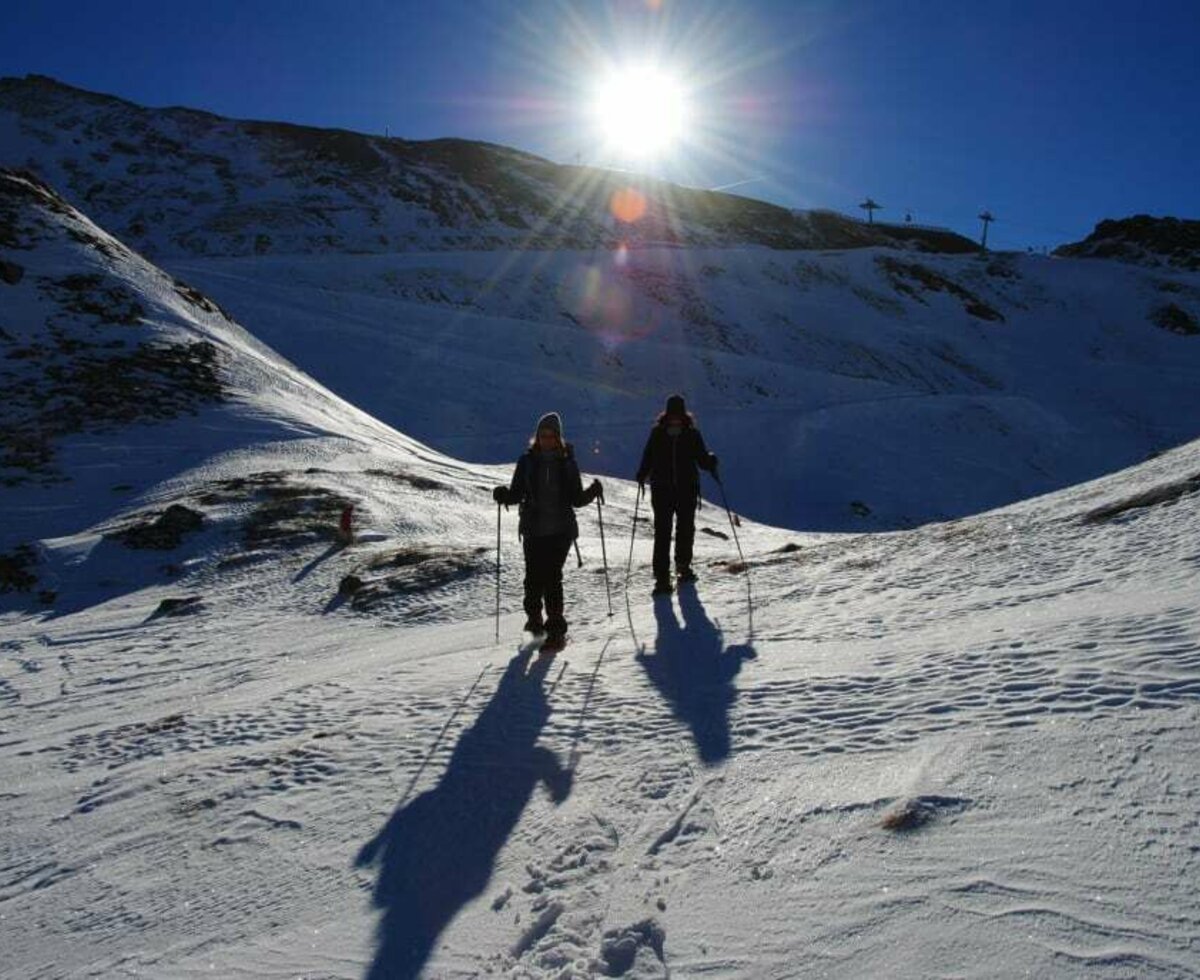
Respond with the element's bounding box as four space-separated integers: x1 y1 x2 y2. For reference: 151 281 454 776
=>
343 544 490 610
877 256 1005 322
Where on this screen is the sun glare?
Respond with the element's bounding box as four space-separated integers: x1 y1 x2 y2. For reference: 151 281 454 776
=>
591 65 689 160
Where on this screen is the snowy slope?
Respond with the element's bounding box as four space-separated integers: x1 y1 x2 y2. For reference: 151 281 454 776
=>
2 352 1198 978
166 245 1200 531
0 167 507 621
4 76 1200 533
1 169 1199 979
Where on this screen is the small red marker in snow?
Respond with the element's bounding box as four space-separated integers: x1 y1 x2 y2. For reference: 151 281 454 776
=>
338 505 354 544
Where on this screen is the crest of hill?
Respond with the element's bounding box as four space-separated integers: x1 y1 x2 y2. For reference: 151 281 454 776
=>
1054 215 1200 271
0 165 496 609
0 163 453 500
0 167 228 488
0 164 446 494
0 74 978 259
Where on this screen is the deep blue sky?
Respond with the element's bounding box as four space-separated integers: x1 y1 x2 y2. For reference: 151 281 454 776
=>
3 0 1197 249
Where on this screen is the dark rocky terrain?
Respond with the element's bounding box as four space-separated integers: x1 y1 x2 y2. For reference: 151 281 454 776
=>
1055 215 1200 271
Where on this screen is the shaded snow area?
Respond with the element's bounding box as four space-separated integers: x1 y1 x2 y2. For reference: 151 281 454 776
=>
1 169 1199 978
166 246 1200 531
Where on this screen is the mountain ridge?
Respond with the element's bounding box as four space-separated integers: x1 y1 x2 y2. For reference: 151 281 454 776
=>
1055 214 1200 270
0 73 978 259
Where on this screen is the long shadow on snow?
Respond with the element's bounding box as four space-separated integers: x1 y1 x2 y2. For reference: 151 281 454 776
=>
638 585 756 765
356 647 572 979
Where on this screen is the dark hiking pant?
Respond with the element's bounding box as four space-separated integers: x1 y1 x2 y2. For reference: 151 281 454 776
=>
651 485 697 583
522 533 572 636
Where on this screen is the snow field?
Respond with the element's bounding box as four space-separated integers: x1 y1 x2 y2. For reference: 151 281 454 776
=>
2 165 1199 978
4 435 1199 977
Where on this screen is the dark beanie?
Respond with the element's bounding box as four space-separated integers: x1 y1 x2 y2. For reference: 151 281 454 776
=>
665 394 686 416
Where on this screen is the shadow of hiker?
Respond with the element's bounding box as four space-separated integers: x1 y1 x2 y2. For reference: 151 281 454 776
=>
638 585 756 765
355 648 572 980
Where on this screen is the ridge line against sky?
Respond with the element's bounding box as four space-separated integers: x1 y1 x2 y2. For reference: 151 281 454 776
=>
2 0 1198 251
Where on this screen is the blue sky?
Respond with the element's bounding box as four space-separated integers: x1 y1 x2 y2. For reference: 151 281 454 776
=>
3 0 1197 249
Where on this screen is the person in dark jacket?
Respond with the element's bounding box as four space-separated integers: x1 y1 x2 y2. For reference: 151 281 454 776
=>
635 394 718 595
493 412 603 650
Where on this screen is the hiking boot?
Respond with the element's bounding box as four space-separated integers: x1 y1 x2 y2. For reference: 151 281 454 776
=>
676 566 698 584
523 615 545 634
545 606 567 636
652 579 674 596
541 630 567 653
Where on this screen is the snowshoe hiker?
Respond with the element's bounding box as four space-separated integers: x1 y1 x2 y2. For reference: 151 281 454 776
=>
493 412 603 652
635 394 718 595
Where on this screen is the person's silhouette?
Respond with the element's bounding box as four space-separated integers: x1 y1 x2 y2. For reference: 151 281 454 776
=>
638 587 754 764
356 649 571 979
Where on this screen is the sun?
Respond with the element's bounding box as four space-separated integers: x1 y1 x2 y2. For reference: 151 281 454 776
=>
590 64 690 160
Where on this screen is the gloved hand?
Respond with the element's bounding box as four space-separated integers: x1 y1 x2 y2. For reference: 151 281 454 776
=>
590 478 604 505
492 486 508 505
709 453 719 476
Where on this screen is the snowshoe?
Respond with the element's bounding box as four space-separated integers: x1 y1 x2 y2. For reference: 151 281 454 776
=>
523 616 546 635
652 580 674 597
676 567 698 584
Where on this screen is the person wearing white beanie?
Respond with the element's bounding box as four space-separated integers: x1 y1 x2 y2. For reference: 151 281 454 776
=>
493 412 603 651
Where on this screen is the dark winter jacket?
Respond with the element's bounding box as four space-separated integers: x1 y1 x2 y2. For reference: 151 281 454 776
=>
635 415 717 495
499 444 599 539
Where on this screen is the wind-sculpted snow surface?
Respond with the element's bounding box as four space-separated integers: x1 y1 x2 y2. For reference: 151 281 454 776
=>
2 363 1199 977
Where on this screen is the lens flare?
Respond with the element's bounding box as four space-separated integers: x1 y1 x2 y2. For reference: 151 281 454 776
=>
610 187 648 224
558 260 658 346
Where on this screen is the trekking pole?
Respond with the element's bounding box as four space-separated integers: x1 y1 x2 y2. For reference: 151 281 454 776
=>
623 487 642 650
716 475 754 637
625 487 641 580
494 502 502 644
716 476 746 567
597 498 613 617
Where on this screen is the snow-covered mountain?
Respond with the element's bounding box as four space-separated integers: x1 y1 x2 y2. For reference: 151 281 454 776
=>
4 76 1200 532
2 166 1199 979
165 242 1200 531
0 75 976 260
5 77 1199 532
